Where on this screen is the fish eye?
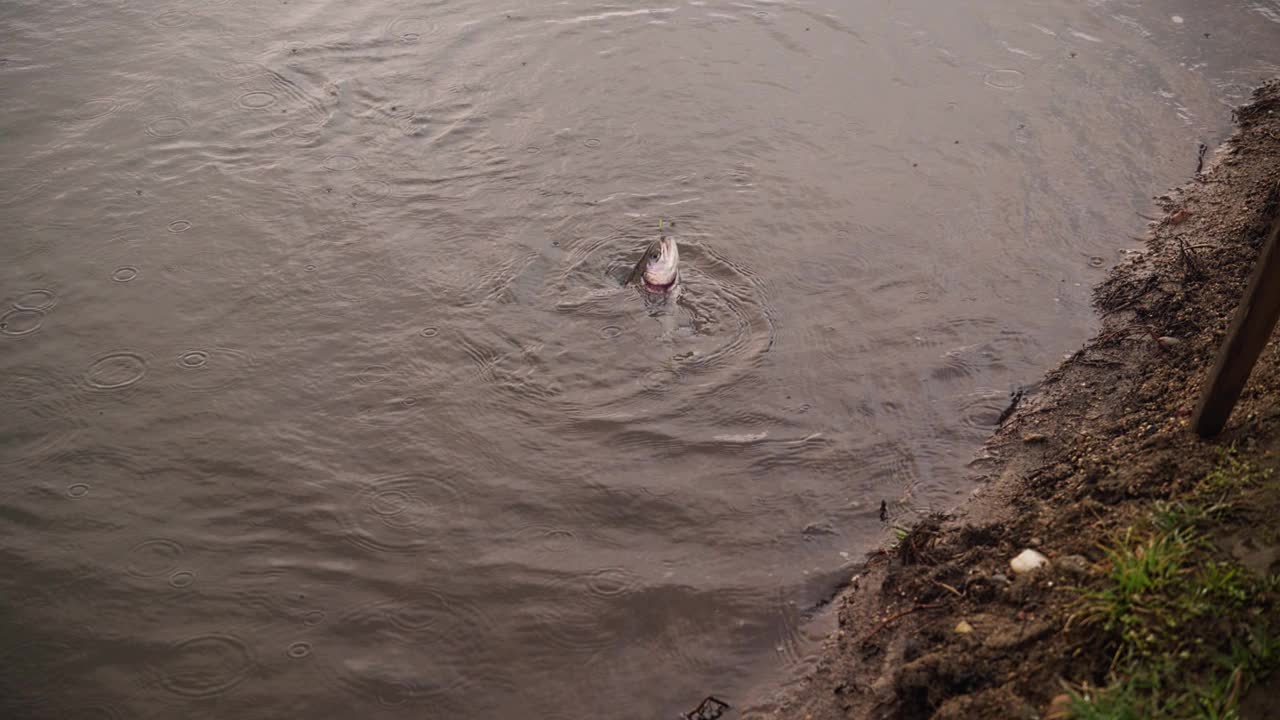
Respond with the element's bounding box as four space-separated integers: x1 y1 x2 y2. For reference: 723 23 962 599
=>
650 252 659 260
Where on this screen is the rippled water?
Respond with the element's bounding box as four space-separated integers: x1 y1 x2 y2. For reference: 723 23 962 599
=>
2 0 1277 717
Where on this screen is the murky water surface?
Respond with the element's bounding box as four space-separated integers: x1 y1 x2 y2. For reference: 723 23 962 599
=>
2 0 1277 717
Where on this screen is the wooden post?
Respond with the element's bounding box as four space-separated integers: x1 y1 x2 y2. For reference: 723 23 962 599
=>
1193 208 1280 437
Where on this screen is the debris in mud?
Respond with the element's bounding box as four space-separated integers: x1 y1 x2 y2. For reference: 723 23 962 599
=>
681 695 730 720
895 516 944 565
996 388 1024 426
1177 238 1204 279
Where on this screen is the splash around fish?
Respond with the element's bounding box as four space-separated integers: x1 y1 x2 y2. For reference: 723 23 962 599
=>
626 233 680 296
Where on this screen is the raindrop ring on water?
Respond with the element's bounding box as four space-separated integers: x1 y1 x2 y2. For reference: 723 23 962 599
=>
356 365 392 385
237 91 277 110
419 327 439 338
586 567 639 597
145 116 190 138
387 17 437 42
0 308 45 336
152 633 254 698
126 538 184 578
167 220 192 233
352 179 391 203
1088 256 1106 268
640 366 678 393
368 489 412 516
166 346 255 392
516 525 578 553
152 10 194 28
66 483 90 498
14 288 57 311
112 266 139 282
583 138 601 148
86 351 148 390
179 350 209 369
287 641 312 659
168 570 196 588
341 474 460 553
983 69 1025 90
74 98 120 121
321 154 361 171
600 325 622 339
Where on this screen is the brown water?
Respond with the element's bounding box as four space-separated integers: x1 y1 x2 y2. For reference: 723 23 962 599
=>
2 0 1277 718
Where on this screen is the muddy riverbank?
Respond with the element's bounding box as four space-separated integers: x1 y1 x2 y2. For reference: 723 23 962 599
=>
755 79 1280 720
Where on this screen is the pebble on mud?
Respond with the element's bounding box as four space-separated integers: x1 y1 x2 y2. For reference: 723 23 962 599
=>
954 620 974 634
1010 548 1049 574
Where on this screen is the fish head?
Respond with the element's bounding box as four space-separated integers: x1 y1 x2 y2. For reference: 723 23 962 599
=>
641 235 679 290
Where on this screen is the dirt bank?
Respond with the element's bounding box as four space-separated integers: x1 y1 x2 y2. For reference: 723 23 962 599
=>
756 79 1280 720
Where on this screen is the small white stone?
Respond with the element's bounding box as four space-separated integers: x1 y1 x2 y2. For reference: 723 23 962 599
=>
955 620 974 634
1171 15 1184 24
1010 548 1050 574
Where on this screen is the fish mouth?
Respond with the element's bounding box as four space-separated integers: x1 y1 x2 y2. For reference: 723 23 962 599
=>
643 276 676 293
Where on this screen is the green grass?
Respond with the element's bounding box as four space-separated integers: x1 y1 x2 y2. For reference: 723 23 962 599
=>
1197 450 1271 495
1150 499 1231 533
1071 628 1280 720
884 525 910 552
1069 454 1280 718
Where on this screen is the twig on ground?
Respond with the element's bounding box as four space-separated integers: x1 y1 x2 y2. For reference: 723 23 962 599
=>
931 580 964 597
1179 238 1204 280
998 388 1025 426
1100 274 1160 314
862 603 946 643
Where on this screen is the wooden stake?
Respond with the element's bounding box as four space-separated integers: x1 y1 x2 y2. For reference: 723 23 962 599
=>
1193 207 1280 436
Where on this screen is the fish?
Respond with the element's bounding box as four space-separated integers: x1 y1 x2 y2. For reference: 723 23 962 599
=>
626 235 679 294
